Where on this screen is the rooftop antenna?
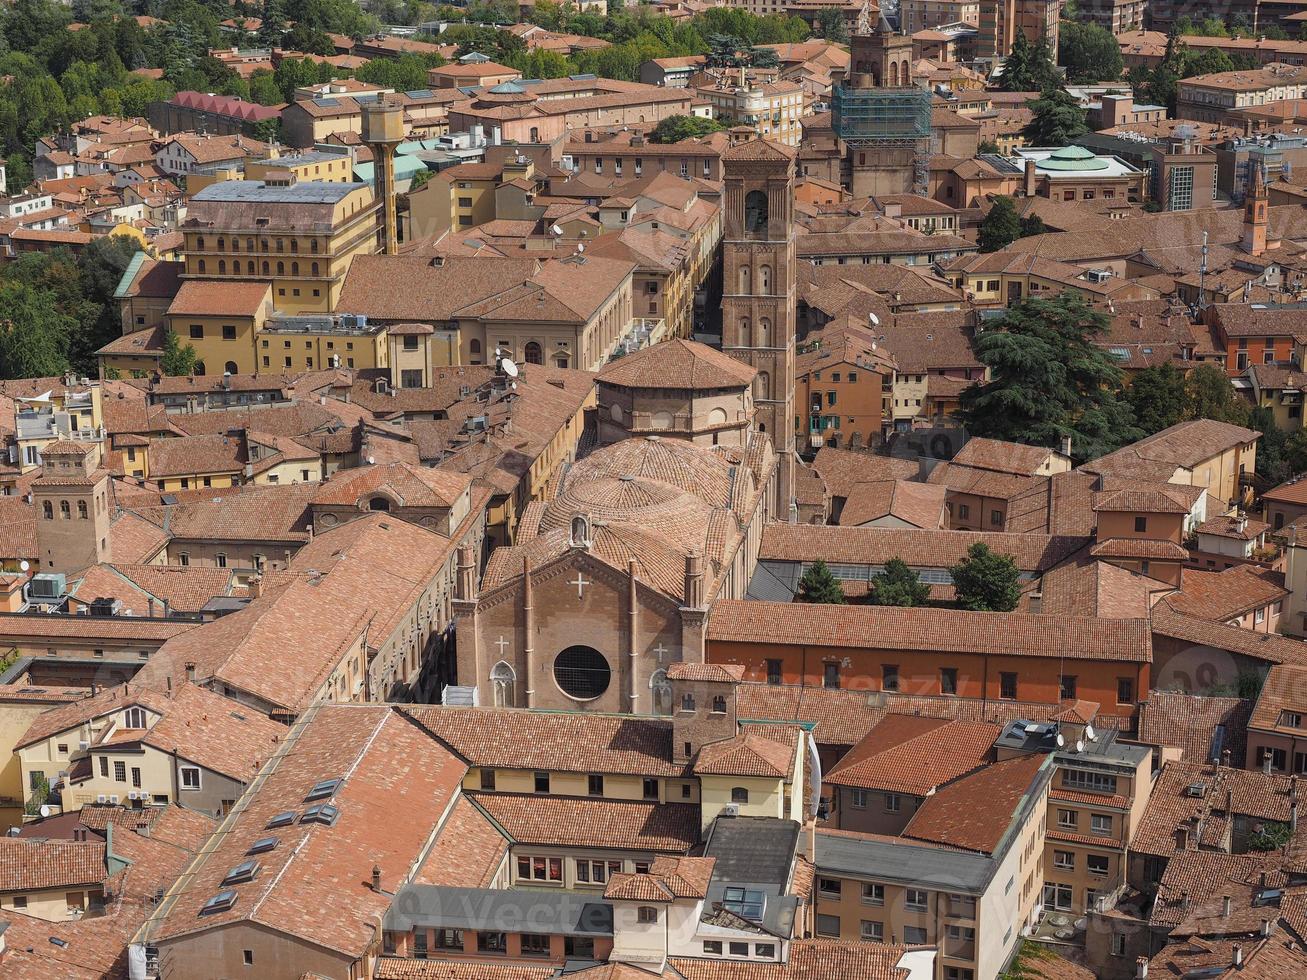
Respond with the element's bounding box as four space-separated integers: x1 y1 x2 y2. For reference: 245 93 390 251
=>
1199 230 1209 311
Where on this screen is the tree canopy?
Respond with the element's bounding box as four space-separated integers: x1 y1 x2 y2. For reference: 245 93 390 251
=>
796 559 845 604
650 114 726 143
978 196 1022 253
957 291 1143 461
1000 32 1059 91
1058 21 1123 83
870 558 930 607
1023 87 1089 146
949 544 1021 612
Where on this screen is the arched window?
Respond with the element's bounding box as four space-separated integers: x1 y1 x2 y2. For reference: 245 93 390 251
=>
651 411 673 429
216 237 224 251
731 787 749 804
369 497 391 511
290 239 298 253
276 261 284 276
637 907 658 924
231 238 239 252
310 239 319 253
196 236 204 249
708 407 727 426
759 265 772 292
42 501 52 520
738 265 750 294
60 500 71 519
218 260 226 275
530 126 540 142
197 259 205 273
470 339 482 355
889 61 899 86
758 318 771 346
712 695 727 714
491 661 515 707
78 500 88 519
247 261 255 274
291 261 299 276
311 261 319 276
262 261 269 275
744 189 768 233
756 371 770 400
650 669 671 715
194 361 206 376
570 515 591 547
525 341 543 365
224 361 237 375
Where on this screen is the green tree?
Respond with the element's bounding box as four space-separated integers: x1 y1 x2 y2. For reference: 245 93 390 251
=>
408 166 432 191
1248 819 1292 852
870 558 930 607
958 291 1143 460
650 114 726 143
0 281 74 379
795 559 845 604
1127 363 1190 434
23 773 49 816
160 326 197 376
259 0 286 46
248 69 283 105
1001 31 1057 91
1058 21 1123 83
1019 212 1047 237
949 543 1021 612
749 46 780 69
1249 406 1287 484
1023 87 1088 145
978 139 1000 154
978 195 1021 252
813 7 848 43
1187 363 1250 425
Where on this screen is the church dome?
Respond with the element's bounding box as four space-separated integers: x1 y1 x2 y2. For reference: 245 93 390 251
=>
541 473 717 557
567 436 735 510
1037 145 1109 172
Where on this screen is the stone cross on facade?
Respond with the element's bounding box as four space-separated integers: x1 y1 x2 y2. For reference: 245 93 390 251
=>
569 571 591 599
494 636 510 656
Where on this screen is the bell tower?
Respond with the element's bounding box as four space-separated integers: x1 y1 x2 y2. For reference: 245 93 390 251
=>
721 137 797 518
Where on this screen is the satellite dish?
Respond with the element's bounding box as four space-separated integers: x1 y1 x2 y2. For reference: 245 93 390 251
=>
550 224 563 236
1055 733 1065 748
867 312 880 326
500 358 519 379
1085 723 1096 741
1076 740 1086 754
576 243 585 253
19 560 29 572
39 804 51 818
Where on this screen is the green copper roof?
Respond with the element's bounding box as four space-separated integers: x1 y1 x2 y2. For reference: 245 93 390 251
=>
1039 145 1109 172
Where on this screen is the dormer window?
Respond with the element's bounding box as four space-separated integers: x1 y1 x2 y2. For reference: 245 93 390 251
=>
569 515 591 548
123 707 147 729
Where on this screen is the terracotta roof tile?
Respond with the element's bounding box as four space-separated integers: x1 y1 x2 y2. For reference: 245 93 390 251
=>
666 663 745 683
1138 691 1252 767
1249 663 1307 736
0 839 105 891
757 523 1086 570
826 714 1000 795
694 731 794 777
412 795 507 888
599 338 755 390
1167 566 1287 622
709 600 1152 662
903 752 1051 854
468 792 700 852
671 939 916 979
1090 537 1190 560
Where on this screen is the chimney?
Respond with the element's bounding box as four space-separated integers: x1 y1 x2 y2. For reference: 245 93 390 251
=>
248 575 263 599
1262 918 1272 936
184 662 196 683
371 864 382 891
1136 956 1149 979
1060 435 1072 457
1264 753 1274 774
1222 748 1233 768
1024 158 1037 197
1223 895 1233 917
456 544 477 602
1234 944 1243 968
1175 826 1189 850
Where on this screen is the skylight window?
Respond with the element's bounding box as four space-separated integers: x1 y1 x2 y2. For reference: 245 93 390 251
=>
266 811 295 829
304 778 341 802
222 861 260 885
301 803 340 826
722 887 764 920
200 890 238 915
247 837 278 855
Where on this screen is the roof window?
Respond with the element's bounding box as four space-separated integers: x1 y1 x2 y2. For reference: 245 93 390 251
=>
301 803 340 826
305 778 341 802
222 860 260 885
247 837 278 855
200 890 238 915
266 811 295 828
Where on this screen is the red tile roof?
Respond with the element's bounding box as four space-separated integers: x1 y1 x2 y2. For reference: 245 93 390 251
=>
903 752 1051 854
468 792 700 852
826 714 1000 795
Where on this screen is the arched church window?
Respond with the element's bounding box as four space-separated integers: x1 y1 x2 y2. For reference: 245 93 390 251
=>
744 190 768 234
369 496 390 511
739 265 750 294
650 669 672 715
491 661 516 707
525 341 543 365
760 265 772 293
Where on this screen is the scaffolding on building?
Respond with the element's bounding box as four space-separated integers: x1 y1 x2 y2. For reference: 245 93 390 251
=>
832 85 932 193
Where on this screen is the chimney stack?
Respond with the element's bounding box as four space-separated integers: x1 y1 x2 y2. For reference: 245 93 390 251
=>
1262 918 1272 936
371 864 382 891
1136 956 1149 979
1234 944 1243 967
1223 895 1232 917
184 662 196 683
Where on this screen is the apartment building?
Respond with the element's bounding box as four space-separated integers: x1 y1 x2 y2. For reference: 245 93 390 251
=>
976 0 1058 61
795 320 896 452
1079 0 1144 34
695 76 806 147
995 716 1152 917
181 179 379 315
901 0 980 34
927 437 1072 532
1245 663 1307 773
564 128 727 183
815 751 1053 980
16 682 280 818
1177 64 1307 125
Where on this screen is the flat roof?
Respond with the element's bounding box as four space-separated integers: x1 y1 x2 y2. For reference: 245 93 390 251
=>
190 180 366 203
816 831 995 892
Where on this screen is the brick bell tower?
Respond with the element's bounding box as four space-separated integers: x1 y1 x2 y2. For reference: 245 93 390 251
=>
721 136 797 518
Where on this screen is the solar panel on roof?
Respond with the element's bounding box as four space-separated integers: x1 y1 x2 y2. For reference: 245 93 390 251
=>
569 73 597 81
312 98 340 108
405 89 433 98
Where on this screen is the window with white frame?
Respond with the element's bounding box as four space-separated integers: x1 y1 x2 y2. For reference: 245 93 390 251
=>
862 882 884 906
179 766 201 790
905 889 927 911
